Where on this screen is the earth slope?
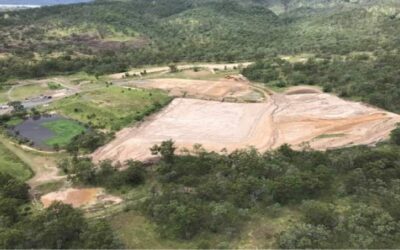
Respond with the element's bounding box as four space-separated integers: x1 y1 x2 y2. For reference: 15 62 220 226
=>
93 87 400 163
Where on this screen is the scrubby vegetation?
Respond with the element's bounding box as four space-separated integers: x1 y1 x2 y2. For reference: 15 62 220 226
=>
59 132 400 248
137 140 400 248
2 0 400 248
0 173 121 249
1 0 400 81
243 53 400 113
58 157 146 190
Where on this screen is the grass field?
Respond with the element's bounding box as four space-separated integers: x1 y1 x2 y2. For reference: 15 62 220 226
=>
109 209 237 249
10 84 50 100
0 86 10 103
0 140 32 180
6 117 24 127
35 180 65 194
42 119 86 147
43 86 171 130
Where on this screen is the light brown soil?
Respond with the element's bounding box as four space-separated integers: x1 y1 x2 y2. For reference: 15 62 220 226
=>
40 188 122 208
128 77 264 102
92 88 400 164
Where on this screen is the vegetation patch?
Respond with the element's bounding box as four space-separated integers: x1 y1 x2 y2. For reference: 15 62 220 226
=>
43 86 171 130
10 84 49 100
243 54 400 113
315 133 346 140
0 140 32 180
42 119 86 147
5 117 24 127
47 82 63 90
35 180 65 194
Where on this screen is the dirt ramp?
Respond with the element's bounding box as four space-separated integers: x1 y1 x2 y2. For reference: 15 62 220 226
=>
127 77 265 102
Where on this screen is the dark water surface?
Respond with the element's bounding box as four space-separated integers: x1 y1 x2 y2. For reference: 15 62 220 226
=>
13 115 62 150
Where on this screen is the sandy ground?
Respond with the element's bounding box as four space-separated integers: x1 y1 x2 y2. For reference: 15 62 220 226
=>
108 62 253 79
124 76 264 102
92 88 400 163
40 188 122 208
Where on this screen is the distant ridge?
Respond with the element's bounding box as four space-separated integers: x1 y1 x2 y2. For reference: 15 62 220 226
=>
0 0 91 6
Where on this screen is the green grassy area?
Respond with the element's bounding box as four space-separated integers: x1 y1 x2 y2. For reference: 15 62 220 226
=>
47 82 63 90
0 140 32 181
110 211 198 249
315 133 346 140
35 180 65 194
42 119 86 147
0 86 10 103
43 86 171 130
109 207 299 249
10 84 49 100
6 117 24 127
0 134 66 187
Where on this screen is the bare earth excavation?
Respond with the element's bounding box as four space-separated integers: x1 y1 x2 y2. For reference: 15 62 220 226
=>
92 83 400 163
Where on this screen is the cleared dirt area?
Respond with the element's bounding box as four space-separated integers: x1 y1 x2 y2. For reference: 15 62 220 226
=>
92 87 400 163
123 76 264 102
40 188 122 208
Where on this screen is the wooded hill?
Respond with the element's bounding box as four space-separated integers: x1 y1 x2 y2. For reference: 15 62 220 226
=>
1 0 400 80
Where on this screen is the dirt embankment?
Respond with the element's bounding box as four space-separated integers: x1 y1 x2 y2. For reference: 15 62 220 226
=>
108 62 253 79
124 76 265 102
92 87 400 164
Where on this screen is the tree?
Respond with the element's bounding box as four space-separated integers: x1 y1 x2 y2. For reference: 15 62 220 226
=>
0 228 25 249
390 124 400 145
169 64 178 73
26 202 87 249
378 180 400 220
336 204 399 248
277 223 331 249
81 221 122 249
8 101 25 113
124 160 146 186
301 200 338 229
150 140 176 163
68 157 96 184
0 173 30 201
0 198 21 227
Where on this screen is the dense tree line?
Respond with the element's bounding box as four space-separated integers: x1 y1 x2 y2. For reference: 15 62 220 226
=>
124 136 400 247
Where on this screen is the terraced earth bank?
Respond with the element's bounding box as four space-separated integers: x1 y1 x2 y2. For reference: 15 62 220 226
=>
93 87 400 163
122 76 264 102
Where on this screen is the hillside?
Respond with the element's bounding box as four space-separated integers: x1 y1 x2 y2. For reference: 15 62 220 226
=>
2 1 400 249
1 0 400 81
